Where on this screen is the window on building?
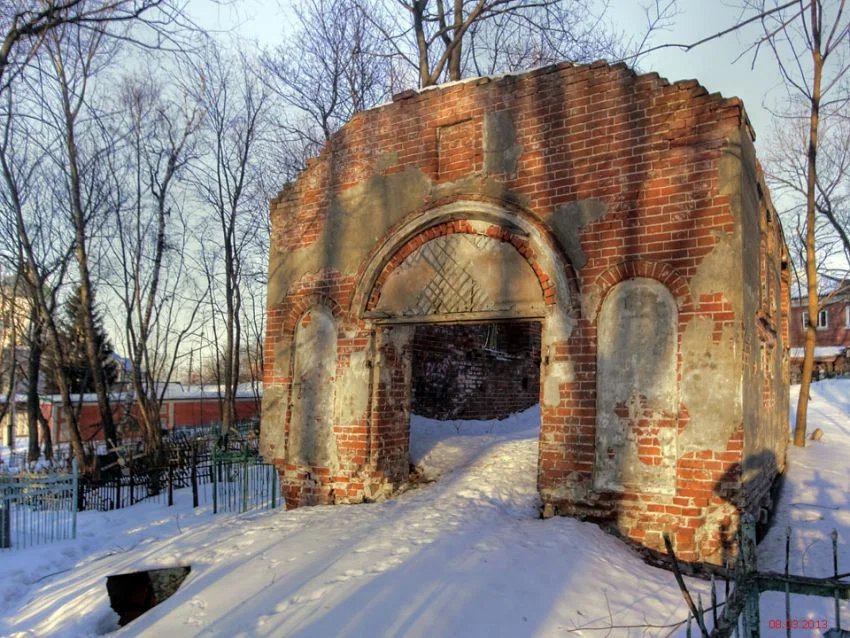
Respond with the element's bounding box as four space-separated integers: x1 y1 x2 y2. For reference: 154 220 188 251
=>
802 313 809 329
845 305 850 328
818 309 828 329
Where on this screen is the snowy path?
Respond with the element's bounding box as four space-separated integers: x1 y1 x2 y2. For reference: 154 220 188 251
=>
2 390 849 637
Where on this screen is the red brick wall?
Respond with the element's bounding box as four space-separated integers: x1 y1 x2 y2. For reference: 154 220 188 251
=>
49 397 260 443
264 60 788 563
411 322 541 421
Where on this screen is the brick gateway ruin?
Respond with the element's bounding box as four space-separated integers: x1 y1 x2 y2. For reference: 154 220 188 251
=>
261 61 790 564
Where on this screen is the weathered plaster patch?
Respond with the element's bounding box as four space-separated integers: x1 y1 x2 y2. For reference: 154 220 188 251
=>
594 279 678 495
542 199 608 269
679 317 742 454
539 476 590 503
288 307 340 469
542 360 575 407
259 385 288 461
484 110 523 175
334 349 372 423
581 284 602 324
267 244 286 308
375 151 399 172
690 231 742 316
430 175 531 208
272 339 292 379
542 304 574 350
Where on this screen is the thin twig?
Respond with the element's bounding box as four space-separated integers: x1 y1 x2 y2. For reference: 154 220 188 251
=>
617 0 803 61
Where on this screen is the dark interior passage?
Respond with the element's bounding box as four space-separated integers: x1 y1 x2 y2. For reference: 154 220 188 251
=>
410 321 541 421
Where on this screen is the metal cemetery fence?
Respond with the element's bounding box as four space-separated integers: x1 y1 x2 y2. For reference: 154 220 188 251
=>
0 461 78 551
1 432 279 551
198 450 279 514
79 450 279 515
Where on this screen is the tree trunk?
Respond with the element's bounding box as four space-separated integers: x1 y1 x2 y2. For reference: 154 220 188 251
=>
448 0 463 81
413 1 433 86
793 5 823 448
26 309 43 462
53 43 119 447
39 409 53 461
222 241 235 432
45 325 87 466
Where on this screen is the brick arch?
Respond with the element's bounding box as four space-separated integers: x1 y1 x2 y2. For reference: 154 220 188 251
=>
365 220 555 312
351 199 577 320
277 293 344 342
590 260 694 319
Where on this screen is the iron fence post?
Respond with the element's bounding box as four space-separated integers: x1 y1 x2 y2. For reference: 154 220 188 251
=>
212 444 217 514
741 513 759 637
168 464 174 507
242 447 249 513
71 458 78 540
191 446 198 509
0 484 10 549
271 464 277 509
833 530 841 631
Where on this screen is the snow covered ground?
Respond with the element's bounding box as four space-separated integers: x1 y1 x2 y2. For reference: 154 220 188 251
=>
1 384 849 637
757 380 850 632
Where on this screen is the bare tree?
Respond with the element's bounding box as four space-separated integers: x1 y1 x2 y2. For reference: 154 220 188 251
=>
0 0 202 97
1 1 219 466
812 109 850 264
39 24 126 448
359 0 678 88
744 0 850 446
765 105 850 282
261 0 393 168
0 79 85 464
192 45 270 432
103 68 206 457
23 293 54 461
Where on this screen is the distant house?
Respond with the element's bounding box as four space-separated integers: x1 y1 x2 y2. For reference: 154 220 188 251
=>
0 393 32 447
0 274 32 350
788 279 850 380
1 275 34 445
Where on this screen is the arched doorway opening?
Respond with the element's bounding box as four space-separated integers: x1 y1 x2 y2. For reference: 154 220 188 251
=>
353 202 575 490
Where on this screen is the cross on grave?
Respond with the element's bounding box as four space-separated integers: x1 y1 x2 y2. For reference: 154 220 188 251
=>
665 514 850 638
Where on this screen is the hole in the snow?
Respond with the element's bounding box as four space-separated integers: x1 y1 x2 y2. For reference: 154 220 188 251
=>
106 566 191 627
